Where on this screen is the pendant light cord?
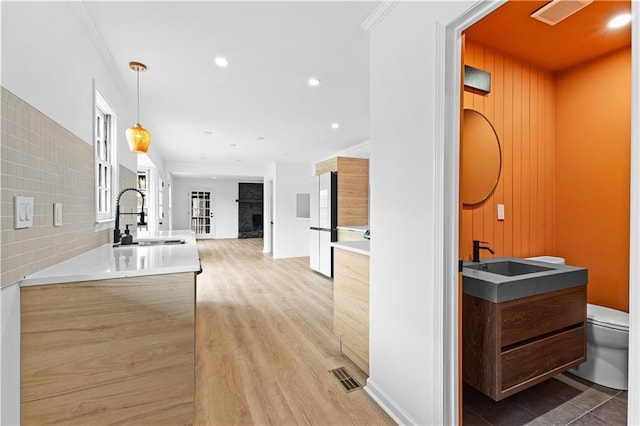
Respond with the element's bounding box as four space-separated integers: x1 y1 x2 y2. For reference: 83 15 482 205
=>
136 69 140 124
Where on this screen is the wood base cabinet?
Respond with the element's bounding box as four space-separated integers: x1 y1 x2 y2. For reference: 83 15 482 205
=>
333 248 370 374
21 273 196 424
463 286 586 401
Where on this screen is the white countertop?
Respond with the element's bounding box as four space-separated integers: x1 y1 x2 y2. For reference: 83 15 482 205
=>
337 225 369 232
331 240 370 256
20 230 201 287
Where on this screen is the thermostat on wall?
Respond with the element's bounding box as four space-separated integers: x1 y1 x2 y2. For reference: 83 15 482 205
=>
15 196 34 229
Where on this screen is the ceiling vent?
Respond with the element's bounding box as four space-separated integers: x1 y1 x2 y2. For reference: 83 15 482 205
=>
530 0 593 26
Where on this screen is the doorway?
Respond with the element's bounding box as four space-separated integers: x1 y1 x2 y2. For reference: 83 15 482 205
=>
441 1 639 424
190 190 214 239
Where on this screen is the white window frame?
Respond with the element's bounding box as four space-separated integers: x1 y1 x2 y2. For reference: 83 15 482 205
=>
158 174 164 226
94 89 118 227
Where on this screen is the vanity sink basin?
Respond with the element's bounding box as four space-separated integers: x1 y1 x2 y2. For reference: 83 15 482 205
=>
465 260 553 276
462 257 587 302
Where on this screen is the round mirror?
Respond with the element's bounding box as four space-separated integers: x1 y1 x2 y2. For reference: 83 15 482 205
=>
461 109 502 206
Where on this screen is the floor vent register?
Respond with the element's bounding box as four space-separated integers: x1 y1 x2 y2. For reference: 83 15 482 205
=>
329 367 362 393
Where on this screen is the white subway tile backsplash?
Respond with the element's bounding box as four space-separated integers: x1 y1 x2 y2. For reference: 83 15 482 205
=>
0 87 136 288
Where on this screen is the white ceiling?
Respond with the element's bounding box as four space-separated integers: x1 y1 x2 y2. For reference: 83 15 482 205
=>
82 1 377 179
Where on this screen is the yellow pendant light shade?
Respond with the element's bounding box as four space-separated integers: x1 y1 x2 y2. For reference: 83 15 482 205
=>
126 123 151 153
126 61 151 154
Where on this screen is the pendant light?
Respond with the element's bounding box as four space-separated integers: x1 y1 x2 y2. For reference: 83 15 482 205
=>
126 61 151 154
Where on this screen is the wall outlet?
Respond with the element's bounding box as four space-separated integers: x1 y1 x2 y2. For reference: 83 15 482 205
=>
15 196 34 229
53 203 63 227
497 204 505 221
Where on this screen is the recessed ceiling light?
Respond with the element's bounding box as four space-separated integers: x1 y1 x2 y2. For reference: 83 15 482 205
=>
331 123 340 129
215 57 229 67
257 137 265 142
607 13 632 29
212 176 217 180
308 77 321 87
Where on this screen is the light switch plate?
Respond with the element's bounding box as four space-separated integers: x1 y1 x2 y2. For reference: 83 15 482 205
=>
54 203 63 227
497 204 505 221
15 196 34 229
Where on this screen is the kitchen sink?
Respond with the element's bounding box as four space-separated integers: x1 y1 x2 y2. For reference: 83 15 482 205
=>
136 238 185 246
114 238 185 247
465 260 552 276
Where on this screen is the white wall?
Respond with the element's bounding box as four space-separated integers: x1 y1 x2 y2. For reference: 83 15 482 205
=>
263 163 276 253
366 2 474 425
0 284 20 426
1 2 137 172
267 162 311 259
172 177 262 238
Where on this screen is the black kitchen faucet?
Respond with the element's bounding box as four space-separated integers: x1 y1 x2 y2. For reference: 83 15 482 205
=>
113 187 147 244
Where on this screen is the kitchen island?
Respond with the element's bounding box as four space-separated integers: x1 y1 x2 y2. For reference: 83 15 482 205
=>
19 231 200 425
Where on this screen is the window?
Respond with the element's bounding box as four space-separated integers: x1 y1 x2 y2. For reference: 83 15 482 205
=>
137 170 148 234
95 90 118 223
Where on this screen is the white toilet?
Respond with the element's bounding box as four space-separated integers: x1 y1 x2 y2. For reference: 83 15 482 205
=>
526 256 630 390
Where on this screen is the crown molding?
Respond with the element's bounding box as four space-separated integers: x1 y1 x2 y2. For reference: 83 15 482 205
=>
68 2 130 102
362 0 400 32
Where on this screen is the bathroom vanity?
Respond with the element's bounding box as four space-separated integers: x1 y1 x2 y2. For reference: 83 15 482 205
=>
462 257 588 401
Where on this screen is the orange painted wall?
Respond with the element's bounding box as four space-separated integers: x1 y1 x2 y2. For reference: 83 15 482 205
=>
461 42 555 261
555 48 631 313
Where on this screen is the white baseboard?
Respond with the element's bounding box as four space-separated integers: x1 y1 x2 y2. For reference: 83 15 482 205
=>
364 378 415 425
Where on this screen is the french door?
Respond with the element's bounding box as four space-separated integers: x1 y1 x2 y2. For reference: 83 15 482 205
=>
190 190 214 239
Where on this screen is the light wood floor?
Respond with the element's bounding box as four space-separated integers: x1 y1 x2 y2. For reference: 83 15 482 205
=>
195 238 394 425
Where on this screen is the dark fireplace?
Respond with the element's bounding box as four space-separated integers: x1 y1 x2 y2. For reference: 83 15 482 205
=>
252 214 263 232
238 183 264 239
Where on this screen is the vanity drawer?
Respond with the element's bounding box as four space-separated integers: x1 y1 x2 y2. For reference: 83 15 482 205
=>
500 286 586 347
501 326 585 392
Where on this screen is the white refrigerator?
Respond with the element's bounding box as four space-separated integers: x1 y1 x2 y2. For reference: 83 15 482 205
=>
309 172 337 277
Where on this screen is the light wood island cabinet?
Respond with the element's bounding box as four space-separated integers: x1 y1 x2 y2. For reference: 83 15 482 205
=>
332 242 370 374
21 272 196 424
18 231 200 425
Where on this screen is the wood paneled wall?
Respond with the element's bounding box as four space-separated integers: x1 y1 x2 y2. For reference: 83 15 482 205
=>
461 42 555 261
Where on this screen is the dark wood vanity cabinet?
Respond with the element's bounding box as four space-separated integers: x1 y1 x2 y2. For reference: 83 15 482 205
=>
463 286 586 401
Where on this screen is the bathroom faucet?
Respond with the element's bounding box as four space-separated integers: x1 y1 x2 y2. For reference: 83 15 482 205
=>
472 240 494 262
113 188 147 244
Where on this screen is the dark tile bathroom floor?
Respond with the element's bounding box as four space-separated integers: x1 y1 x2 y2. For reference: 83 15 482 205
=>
464 373 628 426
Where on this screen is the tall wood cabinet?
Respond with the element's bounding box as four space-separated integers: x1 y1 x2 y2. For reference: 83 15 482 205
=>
315 157 369 226
316 156 370 374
